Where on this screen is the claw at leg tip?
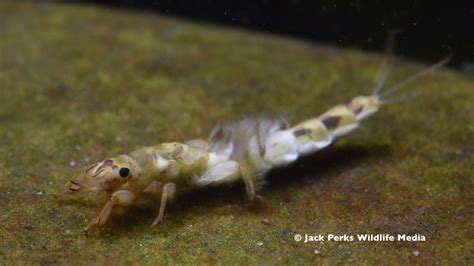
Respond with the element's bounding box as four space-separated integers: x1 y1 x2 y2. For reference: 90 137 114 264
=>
255 195 265 202
150 221 159 228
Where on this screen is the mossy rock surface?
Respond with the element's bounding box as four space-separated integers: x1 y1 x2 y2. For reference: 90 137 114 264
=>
1 2 473 264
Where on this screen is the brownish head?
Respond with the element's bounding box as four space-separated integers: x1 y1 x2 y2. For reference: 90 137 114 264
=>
64 155 135 194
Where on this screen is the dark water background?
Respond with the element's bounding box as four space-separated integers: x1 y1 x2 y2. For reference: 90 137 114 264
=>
68 1 473 73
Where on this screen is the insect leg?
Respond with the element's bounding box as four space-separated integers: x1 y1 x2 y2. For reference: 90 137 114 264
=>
151 182 176 227
240 165 257 201
189 161 240 187
83 190 136 235
187 161 259 201
84 199 114 236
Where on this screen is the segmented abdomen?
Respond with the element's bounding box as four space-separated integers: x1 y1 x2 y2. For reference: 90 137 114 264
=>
205 102 363 175
264 104 360 168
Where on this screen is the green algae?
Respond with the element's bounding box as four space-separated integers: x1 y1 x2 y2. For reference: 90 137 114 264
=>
0 2 473 264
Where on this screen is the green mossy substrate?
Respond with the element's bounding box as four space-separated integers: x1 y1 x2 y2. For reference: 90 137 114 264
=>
1 2 473 264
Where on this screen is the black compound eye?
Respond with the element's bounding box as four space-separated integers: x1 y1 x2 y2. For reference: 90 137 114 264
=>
119 167 130 178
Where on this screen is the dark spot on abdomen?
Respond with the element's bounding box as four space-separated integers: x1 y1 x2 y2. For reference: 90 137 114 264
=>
293 128 311 137
353 106 363 115
321 116 342 129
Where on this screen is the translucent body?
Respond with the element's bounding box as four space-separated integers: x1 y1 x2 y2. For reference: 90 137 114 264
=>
63 57 448 235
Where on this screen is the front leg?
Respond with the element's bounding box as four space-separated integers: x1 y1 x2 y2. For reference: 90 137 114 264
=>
84 190 136 236
151 182 176 227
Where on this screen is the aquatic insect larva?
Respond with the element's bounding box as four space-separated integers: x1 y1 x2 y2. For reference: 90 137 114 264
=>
63 56 449 235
